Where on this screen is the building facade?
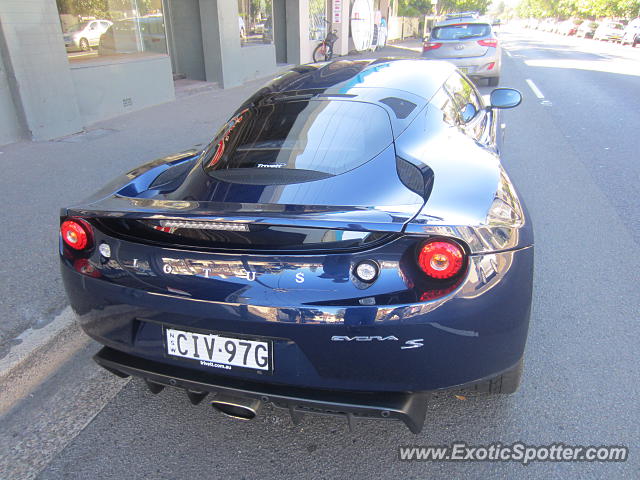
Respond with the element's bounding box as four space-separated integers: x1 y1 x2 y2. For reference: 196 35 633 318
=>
0 0 395 146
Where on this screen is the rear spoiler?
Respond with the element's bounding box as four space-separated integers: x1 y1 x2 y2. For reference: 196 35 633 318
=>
64 195 423 233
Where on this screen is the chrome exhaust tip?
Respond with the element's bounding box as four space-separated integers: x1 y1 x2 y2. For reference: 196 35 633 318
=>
210 395 262 420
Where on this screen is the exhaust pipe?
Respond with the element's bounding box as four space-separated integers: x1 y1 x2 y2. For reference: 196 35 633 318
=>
211 394 262 420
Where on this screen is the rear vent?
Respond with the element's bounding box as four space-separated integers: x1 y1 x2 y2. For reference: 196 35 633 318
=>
148 161 194 190
396 157 434 199
380 97 417 119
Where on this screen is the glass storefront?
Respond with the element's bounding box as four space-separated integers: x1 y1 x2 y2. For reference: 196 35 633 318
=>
309 0 327 40
237 0 274 47
56 0 167 63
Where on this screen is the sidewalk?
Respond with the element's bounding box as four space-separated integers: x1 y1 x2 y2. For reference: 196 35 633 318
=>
0 40 423 375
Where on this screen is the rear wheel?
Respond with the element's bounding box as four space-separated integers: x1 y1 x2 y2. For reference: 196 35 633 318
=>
469 357 524 394
313 43 329 62
488 76 499 87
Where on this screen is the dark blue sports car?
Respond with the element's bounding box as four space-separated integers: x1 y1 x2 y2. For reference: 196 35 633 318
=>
60 59 532 433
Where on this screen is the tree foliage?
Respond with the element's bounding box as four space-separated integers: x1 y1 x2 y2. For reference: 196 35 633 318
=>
436 0 492 15
517 0 640 19
395 0 491 16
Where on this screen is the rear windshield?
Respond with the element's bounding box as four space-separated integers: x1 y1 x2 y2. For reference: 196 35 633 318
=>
202 100 393 183
431 23 491 40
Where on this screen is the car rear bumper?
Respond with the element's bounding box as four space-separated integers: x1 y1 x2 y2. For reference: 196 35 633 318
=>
62 244 533 393
95 345 435 433
421 52 501 78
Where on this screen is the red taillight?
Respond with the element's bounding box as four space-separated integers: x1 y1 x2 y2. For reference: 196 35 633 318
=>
478 38 498 48
60 219 92 250
423 42 442 52
417 240 465 279
486 62 496 70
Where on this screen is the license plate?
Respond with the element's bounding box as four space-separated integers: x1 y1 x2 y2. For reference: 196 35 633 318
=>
164 327 272 371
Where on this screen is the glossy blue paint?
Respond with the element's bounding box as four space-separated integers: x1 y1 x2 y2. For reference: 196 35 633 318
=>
59 59 534 414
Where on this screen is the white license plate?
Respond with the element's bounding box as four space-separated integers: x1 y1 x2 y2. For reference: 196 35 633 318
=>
164 328 271 371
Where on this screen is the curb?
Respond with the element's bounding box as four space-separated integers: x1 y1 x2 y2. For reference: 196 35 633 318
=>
0 306 90 416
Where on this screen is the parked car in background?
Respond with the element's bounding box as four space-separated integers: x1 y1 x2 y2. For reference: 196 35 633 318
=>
63 19 112 51
538 19 557 32
620 21 640 46
423 20 501 85
576 21 598 38
557 19 581 36
593 21 624 41
98 16 167 55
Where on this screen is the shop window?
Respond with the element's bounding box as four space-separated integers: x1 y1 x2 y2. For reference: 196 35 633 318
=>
56 0 167 63
237 0 274 47
309 0 327 41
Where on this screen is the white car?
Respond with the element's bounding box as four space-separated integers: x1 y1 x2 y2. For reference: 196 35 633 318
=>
63 19 112 51
621 21 640 46
593 21 624 42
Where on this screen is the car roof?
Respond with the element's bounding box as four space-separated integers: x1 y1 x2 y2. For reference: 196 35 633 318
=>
434 19 491 27
255 58 456 103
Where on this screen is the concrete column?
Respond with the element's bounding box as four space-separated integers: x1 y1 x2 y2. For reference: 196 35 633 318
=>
200 0 276 88
273 0 287 64
285 0 303 65
331 0 350 56
0 0 82 141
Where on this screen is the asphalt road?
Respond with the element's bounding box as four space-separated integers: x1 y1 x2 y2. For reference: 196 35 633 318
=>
2 28 639 479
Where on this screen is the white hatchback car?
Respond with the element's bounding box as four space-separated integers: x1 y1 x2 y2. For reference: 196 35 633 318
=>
63 20 112 51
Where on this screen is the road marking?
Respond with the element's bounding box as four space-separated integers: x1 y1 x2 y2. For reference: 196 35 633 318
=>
504 50 512 57
526 79 545 99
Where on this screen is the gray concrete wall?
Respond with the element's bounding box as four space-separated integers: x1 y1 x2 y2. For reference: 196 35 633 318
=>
0 27 23 146
0 0 82 141
69 56 175 126
165 0 206 81
238 44 278 83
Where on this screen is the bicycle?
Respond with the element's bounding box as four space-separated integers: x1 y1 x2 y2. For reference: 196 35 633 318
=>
312 20 338 62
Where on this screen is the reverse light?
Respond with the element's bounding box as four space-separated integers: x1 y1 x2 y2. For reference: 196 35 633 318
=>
418 240 465 280
61 219 93 250
354 261 379 283
478 38 498 48
423 42 442 52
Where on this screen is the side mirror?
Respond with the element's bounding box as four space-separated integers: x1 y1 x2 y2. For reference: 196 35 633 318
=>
489 88 522 109
461 103 477 123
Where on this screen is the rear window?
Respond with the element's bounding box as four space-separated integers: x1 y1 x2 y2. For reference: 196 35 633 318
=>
202 100 393 184
431 23 491 40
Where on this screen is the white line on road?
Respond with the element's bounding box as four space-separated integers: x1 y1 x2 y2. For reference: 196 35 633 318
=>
504 50 512 57
526 79 545 99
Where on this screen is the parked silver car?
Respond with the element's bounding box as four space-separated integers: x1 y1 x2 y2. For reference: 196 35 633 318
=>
422 20 501 86
63 19 112 51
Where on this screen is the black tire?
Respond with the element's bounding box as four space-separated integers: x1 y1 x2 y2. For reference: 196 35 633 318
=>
79 38 90 51
469 357 524 394
312 43 330 63
488 76 499 87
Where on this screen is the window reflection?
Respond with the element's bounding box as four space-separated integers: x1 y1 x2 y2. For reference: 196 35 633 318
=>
309 0 327 41
56 0 167 63
237 0 273 46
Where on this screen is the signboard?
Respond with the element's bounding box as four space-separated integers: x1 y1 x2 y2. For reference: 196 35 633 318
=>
333 0 342 23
